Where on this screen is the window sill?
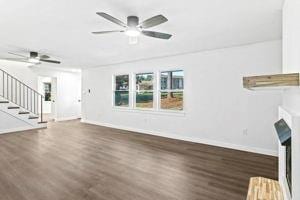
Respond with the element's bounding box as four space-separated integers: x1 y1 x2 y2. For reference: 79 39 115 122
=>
112 107 186 117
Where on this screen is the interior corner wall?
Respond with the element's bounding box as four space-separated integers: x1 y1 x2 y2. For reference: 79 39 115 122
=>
81 40 282 156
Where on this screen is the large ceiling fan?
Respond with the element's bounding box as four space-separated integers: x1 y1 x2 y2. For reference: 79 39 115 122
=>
4 51 61 65
92 12 172 44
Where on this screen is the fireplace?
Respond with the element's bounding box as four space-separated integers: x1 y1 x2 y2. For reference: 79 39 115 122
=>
286 139 292 193
274 118 292 195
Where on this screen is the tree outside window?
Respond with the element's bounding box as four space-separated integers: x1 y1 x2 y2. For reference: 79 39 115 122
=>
114 75 129 107
160 70 184 110
135 73 154 109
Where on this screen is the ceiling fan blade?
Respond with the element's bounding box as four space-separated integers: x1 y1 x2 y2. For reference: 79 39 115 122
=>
39 55 50 59
139 15 168 29
92 30 124 34
1 58 32 63
96 12 127 28
40 59 61 64
8 52 27 58
142 31 172 40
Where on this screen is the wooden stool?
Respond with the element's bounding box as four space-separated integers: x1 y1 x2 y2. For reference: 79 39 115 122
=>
246 177 284 200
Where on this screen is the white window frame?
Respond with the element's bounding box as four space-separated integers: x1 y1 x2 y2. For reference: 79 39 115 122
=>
134 72 156 110
158 70 184 112
112 74 131 108
112 70 185 115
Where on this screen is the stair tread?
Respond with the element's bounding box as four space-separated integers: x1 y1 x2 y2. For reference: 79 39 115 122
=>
28 116 39 119
0 101 9 103
8 106 20 109
19 111 30 114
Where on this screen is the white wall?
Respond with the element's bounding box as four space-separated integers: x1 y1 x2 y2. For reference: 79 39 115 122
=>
281 0 300 199
282 0 300 113
0 110 31 134
283 0 300 74
82 40 282 156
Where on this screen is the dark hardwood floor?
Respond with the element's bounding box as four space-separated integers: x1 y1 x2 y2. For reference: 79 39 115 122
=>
0 120 278 200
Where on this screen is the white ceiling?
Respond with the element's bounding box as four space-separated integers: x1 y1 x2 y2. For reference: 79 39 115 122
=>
0 0 283 69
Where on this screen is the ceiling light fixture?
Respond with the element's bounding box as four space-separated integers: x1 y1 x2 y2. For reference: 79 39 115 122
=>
125 27 141 45
125 28 141 37
28 58 40 64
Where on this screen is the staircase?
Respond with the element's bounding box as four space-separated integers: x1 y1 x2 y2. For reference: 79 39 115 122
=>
0 68 46 133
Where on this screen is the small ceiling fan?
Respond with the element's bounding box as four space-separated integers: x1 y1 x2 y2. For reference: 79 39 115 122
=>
4 51 61 65
92 12 172 44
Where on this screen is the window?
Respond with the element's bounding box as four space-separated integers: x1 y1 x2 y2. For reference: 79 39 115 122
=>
135 73 154 109
114 75 129 107
113 70 184 112
43 82 51 101
160 70 184 110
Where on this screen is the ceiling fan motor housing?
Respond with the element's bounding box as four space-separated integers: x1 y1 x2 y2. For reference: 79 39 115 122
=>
127 16 139 27
30 51 38 58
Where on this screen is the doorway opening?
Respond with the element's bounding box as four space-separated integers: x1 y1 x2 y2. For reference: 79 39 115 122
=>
38 76 57 121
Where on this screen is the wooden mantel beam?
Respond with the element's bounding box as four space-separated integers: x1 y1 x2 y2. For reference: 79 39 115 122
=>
243 73 300 90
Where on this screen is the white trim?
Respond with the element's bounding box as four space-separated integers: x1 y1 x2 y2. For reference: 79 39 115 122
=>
112 107 186 116
54 116 80 122
81 119 278 156
281 175 292 200
0 125 46 135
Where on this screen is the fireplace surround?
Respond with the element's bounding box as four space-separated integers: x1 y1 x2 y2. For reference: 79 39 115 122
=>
286 140 292 193
278 106 300 200
275 118 292 195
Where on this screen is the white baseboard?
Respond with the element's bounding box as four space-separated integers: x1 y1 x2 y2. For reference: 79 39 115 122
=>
54 116 80 122
81 119 278 157
0 125 46 135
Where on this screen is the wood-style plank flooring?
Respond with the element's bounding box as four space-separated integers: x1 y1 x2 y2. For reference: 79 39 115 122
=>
0 120 278 200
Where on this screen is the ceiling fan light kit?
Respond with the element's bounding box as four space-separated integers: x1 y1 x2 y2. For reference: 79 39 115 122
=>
125 28 141 37
28 58 40 64
93 12 172 45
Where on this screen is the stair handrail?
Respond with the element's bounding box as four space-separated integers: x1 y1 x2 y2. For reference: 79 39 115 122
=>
0 69 44 96
0 68 45 123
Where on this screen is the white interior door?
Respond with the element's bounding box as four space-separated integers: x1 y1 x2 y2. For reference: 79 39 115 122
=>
51 77 57 119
